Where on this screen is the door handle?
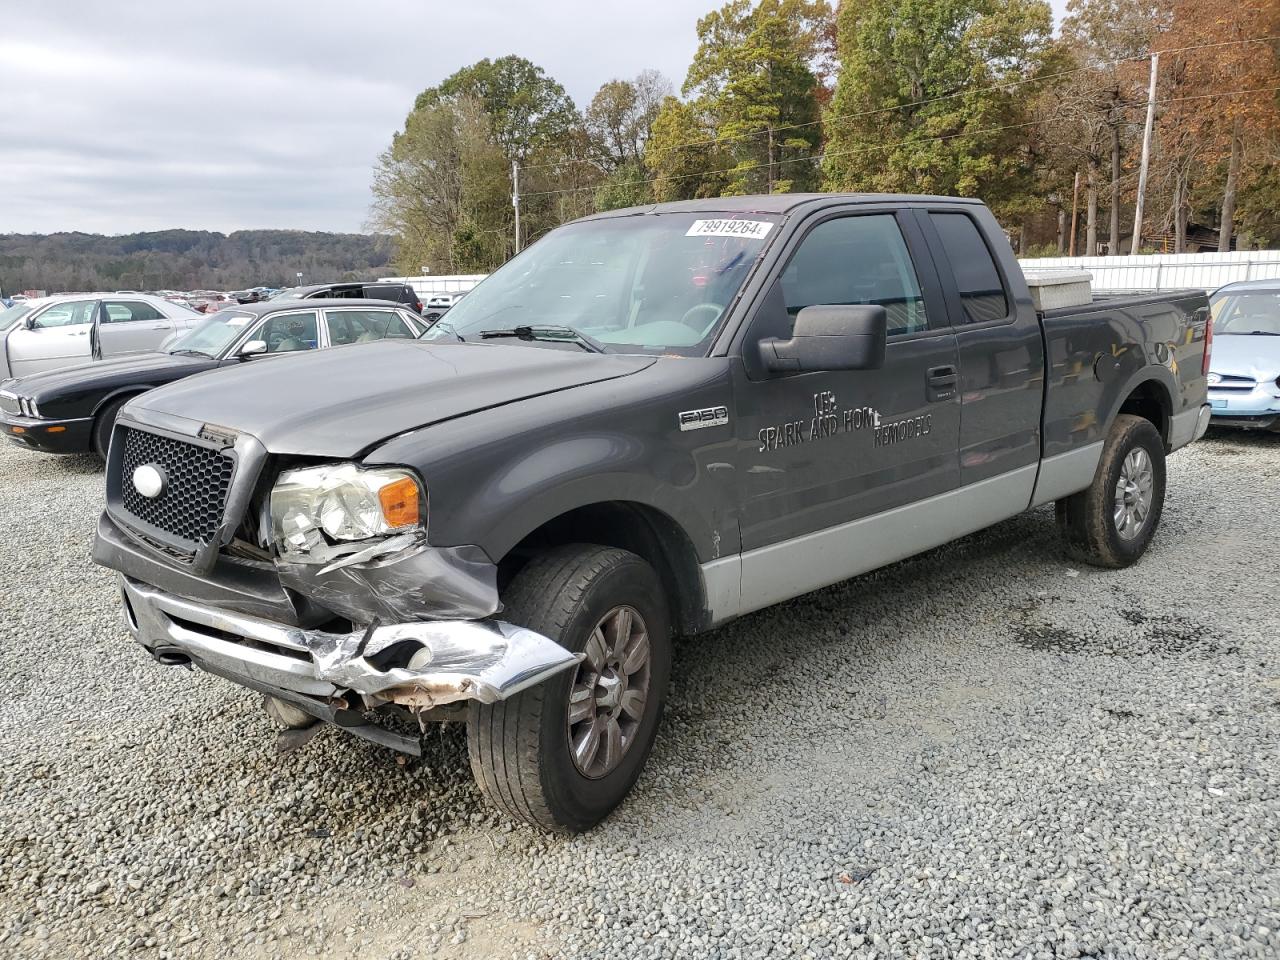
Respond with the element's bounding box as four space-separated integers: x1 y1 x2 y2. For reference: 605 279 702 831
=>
926 365 957 402
151 325 169 330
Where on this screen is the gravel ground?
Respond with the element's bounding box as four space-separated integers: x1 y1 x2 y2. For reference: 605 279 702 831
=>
1 429 1278 960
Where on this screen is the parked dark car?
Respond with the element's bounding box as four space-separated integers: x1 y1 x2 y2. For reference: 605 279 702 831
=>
273 282 423 314
92 194 1210 832
1 299 426 458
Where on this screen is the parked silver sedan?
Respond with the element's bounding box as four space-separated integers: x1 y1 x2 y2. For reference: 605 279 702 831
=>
0 294 201 380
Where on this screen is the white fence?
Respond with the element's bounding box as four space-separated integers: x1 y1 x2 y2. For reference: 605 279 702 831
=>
380 274 487 299
1018 251 1280 292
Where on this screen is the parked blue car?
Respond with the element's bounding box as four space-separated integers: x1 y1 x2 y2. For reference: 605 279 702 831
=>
1206 279 1280 431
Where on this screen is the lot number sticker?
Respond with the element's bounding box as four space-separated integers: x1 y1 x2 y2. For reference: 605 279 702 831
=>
686 219 775 240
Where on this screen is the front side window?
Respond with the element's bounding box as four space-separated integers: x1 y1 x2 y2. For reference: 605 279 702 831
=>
423 212 780 356
102 300 165 323
326 309 415 345
257 311 319 353
32 300 97 328
780 215 929 337
929 213 1009 324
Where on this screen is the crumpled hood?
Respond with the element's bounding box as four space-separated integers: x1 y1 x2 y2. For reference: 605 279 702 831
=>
1209 335 1280 381
128 340 656 457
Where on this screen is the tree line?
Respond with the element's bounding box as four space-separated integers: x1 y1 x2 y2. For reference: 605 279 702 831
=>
0 230 393 295
371 0 1279 273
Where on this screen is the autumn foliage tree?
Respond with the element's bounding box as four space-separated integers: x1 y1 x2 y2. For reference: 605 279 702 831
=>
823 0 1053 221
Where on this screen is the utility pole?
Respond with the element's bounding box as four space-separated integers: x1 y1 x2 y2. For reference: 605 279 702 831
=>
512 161 522 255
767 127 775 194
1130 52 1159 256
1069 171 1081 257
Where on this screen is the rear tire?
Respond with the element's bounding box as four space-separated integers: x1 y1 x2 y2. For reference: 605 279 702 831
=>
467 544 671 833
92 396 132 460
1056 414 1166 568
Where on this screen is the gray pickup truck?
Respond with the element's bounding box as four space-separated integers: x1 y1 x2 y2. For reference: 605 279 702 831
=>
93 194 1211 832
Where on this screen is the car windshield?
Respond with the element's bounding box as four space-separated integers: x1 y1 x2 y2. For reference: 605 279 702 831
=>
165 309 256 357
0 303 33 332
1211 290 1280 335
422 212 781 356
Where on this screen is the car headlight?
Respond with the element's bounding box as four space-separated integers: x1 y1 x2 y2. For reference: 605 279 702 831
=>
21 397 39 419
270 463 425 561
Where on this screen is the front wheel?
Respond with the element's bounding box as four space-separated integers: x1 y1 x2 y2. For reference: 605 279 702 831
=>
92 396 133 460
467 545 671 832
1056 414 1167 568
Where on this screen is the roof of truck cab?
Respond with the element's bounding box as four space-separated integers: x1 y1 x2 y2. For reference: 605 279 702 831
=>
580 193 984 221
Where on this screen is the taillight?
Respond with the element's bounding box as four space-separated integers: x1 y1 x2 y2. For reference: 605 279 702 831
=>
414 300 423 313
1202 312 1213 376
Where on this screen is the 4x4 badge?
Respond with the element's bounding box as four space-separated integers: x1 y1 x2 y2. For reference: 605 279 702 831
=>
678 406 729 431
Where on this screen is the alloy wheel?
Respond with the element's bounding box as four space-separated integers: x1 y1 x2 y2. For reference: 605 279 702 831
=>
566 605 651 779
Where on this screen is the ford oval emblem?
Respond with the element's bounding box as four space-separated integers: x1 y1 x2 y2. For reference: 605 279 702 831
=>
132 464 167 499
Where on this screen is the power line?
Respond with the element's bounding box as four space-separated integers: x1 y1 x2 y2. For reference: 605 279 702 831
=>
513 34 1279 175
516 84 1280 201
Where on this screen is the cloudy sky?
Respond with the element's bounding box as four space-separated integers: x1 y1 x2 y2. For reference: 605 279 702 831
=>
1 1 1067 236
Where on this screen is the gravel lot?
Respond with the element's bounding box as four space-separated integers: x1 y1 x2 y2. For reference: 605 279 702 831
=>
1 430 1277 960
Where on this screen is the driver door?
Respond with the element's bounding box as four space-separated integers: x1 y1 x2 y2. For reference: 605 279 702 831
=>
7 299 99 377
731 210 961 603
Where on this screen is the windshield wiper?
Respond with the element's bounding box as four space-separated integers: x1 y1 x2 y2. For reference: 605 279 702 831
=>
479 325 607 354
169 348 213 358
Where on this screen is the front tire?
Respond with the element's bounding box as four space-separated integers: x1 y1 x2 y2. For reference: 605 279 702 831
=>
467 545 671 832
1056 414 1166 568
92 396 133 460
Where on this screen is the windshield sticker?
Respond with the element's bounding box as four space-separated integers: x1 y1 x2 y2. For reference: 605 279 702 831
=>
686 219 775 241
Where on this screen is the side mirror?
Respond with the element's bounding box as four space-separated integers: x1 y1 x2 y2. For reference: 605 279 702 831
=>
758 304 887 374
239 340 267 359
25 316 39 330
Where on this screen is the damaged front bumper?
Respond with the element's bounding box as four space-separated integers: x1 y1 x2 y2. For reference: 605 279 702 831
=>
119 576 580 731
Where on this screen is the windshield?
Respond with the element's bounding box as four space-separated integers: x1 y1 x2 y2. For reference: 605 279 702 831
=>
166 309 256 357
0 303 33 332
423 212 780 355
1211 291 1280 335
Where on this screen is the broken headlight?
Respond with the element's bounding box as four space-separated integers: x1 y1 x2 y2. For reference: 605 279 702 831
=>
270 463 425 562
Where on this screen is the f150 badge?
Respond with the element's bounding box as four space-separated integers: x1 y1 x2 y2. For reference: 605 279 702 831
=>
678 406 730 431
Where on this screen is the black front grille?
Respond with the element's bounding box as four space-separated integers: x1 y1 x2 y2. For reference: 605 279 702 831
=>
119 427 235 546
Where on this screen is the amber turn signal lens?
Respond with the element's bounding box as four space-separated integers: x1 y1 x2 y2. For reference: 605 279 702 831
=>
378 477 420 528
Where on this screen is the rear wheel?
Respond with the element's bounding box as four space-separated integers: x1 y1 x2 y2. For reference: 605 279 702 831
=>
467 544 670 832
1056 414 1166 568
92 396 133 460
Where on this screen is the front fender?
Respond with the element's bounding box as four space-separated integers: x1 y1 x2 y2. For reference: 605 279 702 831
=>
367 358 739 565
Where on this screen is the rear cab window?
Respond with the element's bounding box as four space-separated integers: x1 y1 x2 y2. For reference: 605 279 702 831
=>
929 213 1010 324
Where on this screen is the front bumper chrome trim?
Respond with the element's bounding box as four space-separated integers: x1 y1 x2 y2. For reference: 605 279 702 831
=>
120 577 580 709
